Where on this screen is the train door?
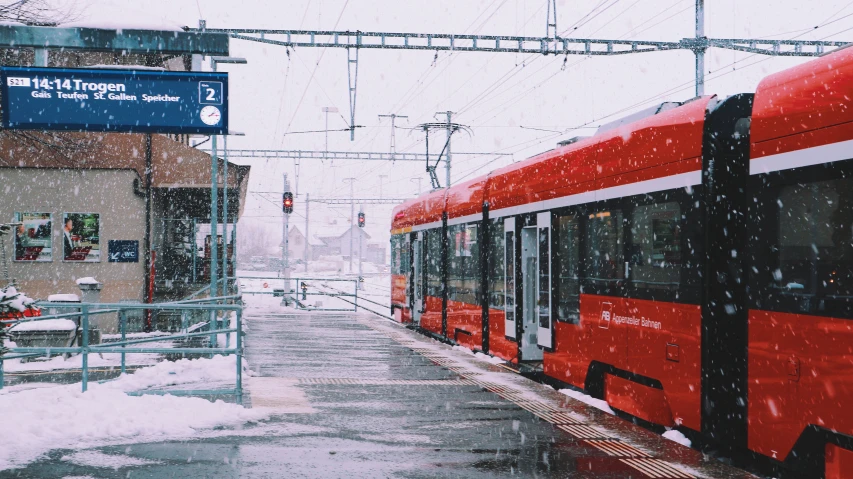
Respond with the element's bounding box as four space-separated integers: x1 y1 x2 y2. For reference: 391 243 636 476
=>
536 212 553 349
504 217 517 340
521 225 544 361
411 231 424 325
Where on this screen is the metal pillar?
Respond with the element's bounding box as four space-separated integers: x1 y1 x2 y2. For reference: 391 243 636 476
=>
346 44 359 141
191 218 197 284
357 205 363 290
304 193 310 273
282 174 290 285
34 48 48 66
343 178 356 272
546 0 558 38
222 135 228 297
210 134 219 298
378 113 408 160
695 0 705 97
441 111 454 188
378 175 387 199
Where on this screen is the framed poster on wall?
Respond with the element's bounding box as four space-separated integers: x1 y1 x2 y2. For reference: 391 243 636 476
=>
62 213 100 262
13 212 52 261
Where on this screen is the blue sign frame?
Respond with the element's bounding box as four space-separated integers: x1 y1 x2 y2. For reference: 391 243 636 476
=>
0 66 228 134
107 240 139 263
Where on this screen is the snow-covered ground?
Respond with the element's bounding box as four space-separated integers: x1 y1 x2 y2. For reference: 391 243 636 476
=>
0 355 268 471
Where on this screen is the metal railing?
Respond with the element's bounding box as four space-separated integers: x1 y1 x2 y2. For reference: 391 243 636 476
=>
0 295 244 404
239 275 358 312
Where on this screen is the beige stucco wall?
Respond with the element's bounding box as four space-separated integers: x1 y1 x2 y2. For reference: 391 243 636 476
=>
0 168 145 331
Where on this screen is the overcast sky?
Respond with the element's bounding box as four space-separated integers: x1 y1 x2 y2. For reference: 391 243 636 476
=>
73 0 853 249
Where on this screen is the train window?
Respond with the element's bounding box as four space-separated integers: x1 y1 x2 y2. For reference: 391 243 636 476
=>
772 178 853 316
630 202 682 293
390 235 410 275
425 228 443 298
488 219 505 310
538 225 551 330
448 223 480 305
584 209 625 290
555 215 580 324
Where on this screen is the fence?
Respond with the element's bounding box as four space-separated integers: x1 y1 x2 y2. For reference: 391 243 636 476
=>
0 290 244 404
238 275 358 312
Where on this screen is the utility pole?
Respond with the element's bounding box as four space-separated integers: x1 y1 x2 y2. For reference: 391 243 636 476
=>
437 111 454 188
357 204 363 290
410 177 422 195
282 174 291 298
695 0 705 97
343 177 356 273
322 106 338 155
378 113 408 160
378 175 388 199
304 192 310 273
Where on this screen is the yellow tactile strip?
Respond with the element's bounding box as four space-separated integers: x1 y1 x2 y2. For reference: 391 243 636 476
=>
619 459 696 478
297 378 476 386
356 317 697 479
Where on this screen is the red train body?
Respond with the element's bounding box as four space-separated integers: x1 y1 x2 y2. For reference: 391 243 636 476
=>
390 47 853 478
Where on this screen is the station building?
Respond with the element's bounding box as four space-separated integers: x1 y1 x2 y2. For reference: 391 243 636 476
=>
0 43 250 331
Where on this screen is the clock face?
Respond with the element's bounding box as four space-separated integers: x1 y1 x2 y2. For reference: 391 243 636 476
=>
200 105 222 126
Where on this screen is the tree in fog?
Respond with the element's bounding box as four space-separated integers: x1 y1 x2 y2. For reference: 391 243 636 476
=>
0 0 82 25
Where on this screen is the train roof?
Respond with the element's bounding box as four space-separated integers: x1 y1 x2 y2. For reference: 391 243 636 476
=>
393 96 713 229
751 45 853 164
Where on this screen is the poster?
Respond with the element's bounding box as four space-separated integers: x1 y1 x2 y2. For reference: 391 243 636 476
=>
14 212 52 261
62 213 100 262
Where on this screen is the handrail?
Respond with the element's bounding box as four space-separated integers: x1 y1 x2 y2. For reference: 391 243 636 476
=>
0 300 244 404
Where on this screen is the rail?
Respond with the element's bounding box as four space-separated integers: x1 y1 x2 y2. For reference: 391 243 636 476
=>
0 296 244 404
238 275 359 312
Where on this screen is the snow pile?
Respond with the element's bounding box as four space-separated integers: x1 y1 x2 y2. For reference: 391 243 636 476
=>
75 277 100 285
0 286 37 313
9 318 76 332
474 351 506 365
558 388 615 415
47 293 80 302
62 451 160 469
662 429 692 447
0 355 269 471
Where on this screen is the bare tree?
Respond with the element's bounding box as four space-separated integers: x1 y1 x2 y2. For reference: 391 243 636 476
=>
0 0 82 26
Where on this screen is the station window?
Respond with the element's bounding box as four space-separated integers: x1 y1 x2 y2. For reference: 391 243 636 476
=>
583 209 624 290
555 215 580 323
629 202 682 295
448 223 480 305
770 178 853 316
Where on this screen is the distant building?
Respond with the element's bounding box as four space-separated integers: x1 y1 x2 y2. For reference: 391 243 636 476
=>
285 224 386 264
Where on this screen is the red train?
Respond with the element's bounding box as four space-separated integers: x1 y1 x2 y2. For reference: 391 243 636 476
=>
390 47 853 478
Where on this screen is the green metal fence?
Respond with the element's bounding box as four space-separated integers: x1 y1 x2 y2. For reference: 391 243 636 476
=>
0 294 244 404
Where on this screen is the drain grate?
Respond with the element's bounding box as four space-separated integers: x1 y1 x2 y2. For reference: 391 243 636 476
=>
557 424 613 440
619 458 695 478
584 440 651 458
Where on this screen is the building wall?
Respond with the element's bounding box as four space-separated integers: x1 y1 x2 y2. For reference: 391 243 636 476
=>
0 168 145 330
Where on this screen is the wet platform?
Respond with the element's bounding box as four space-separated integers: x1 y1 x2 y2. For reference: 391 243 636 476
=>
7 297 757 478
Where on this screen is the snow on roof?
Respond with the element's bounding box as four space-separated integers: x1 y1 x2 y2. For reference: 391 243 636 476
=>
86 64 166 71
75 277 100 285
59 20 184 33
47 294 80 302
10 319 77 332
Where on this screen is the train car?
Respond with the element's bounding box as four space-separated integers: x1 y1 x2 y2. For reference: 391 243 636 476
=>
746 46 853 476
390 47 853 478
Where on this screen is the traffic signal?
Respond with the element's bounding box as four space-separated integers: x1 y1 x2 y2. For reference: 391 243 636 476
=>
358 212 365 227
283 192 294 214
